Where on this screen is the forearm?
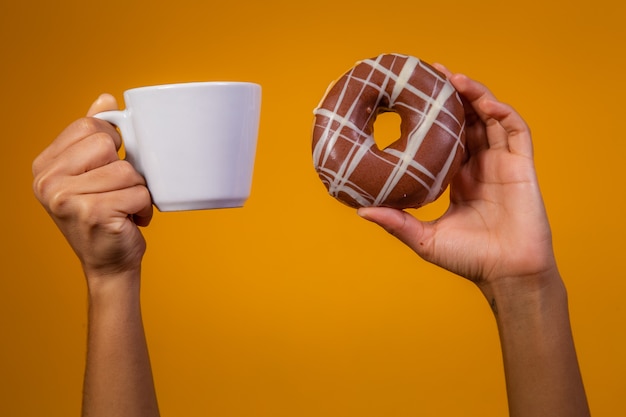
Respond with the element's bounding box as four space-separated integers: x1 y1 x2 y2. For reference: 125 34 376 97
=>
82 270 159 417
482 273 589 417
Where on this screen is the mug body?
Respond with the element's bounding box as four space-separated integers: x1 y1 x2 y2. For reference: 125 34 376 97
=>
123 82 261 211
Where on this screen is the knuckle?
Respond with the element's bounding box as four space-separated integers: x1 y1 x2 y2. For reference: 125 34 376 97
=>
75 117 121 149
70 117 103 141
46 186 75 218
114 159 140 179
33 174 85 221
32 170 57 205
90 130 117 153
138 185 152 202
82 133 122 168
31 154 45 178
73 197 101 226
63 194 108 230
76 116 104 134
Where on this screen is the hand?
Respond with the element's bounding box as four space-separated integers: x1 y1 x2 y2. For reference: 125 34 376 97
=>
32 94 153 280
358 67 557 289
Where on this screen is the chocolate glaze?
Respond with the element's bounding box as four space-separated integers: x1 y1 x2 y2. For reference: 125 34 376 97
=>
312 53 466 209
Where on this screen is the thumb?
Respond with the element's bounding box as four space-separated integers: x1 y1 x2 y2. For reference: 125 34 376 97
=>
86 93 118 117
357 207 432 257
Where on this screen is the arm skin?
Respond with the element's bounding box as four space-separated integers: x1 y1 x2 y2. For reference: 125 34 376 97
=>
32 95 160 417
358 67 590 417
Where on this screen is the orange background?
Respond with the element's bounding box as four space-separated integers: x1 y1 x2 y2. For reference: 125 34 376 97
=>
1 0 625 416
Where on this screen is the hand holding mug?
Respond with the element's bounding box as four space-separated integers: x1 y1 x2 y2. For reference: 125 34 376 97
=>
32 94 153 278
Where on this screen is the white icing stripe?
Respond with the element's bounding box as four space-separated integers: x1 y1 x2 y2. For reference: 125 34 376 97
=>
390 56 419 103
317 55 387 194
425 136 463 201
318 167 374 207
327 56 397 194
312 55 384 169
375 81 457 205
315 130 436 190
363 57 462 127
314 108 370 140
384 148 436 179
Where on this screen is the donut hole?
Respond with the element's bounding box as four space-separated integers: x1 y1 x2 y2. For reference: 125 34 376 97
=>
372 110 402 150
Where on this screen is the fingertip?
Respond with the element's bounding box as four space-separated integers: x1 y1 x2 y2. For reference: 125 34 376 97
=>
130 186 154 227
86 93 118 117
356 206 412 235
481 99 532 144
477 97 498 113
356 207 374 221
132 211 153 228
357 206 429 255
478 98 513 120
357 206 399 225
432 62 452 78
448 73 470 90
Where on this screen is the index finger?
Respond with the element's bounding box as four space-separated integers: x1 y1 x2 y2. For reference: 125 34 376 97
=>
33 117 122 176
449 73 512 151
433 67 489 155
33 95 121 174
479 99 534 158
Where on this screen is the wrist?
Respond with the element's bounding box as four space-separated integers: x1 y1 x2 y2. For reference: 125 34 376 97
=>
85 268 142 309
477 267 567 319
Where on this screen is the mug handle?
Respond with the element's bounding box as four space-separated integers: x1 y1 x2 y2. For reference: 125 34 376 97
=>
92 110 142 174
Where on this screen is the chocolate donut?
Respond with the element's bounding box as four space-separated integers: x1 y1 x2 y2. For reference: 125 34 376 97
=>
312 53 466 209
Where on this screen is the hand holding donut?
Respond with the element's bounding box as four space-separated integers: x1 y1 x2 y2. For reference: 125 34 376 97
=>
314 59 589 416
32 94 153 281
358 66 558 291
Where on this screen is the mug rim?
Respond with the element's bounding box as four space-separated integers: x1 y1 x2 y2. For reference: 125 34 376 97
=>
125 81 260 94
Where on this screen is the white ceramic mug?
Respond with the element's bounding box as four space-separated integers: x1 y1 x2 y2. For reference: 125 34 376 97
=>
94 82 261 211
